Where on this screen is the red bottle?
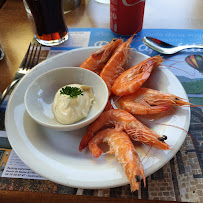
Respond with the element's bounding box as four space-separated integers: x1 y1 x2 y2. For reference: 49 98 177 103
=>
110 0 146 36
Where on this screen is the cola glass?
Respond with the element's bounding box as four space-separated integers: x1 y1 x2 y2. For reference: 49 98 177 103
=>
24 0 69 46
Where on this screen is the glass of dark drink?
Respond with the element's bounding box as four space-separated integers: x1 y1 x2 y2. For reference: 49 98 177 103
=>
24 0 68 46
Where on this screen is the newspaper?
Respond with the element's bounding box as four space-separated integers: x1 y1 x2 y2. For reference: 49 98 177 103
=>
1 146 45 180
0 130 42 179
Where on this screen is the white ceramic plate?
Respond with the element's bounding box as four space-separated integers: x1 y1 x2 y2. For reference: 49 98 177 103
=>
5 47 190 189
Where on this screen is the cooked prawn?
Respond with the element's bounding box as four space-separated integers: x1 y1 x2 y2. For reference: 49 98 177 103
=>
80 38 123 74
119 88 191 115
79 109 169 152
100 34 136 94
112 56 164 96
88 128 145 192
119 87 191 115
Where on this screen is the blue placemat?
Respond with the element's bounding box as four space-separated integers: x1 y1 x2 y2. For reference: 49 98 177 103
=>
0 28 203 202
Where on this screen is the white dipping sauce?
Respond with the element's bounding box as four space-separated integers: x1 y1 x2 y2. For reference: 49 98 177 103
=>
52 84 94 124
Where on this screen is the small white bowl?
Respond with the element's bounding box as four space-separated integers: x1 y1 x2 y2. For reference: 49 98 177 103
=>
24 67 109 131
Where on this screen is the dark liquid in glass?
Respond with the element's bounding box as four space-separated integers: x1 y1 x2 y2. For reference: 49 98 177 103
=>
26 0 68 41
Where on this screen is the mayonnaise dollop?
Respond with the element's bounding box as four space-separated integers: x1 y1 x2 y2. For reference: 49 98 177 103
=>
52 84 94 124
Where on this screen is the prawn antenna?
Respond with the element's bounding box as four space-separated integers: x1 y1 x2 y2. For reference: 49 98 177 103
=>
153 122 202 152
163 58 196 77
141 145 152 162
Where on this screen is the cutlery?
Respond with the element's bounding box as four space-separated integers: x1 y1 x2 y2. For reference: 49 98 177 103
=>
142 36 203 55
0 42 41 106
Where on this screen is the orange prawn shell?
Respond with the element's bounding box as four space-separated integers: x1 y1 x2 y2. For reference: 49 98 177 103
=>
88 128 146 192
104 129 146 192
119 87 191 115
112 55 164 96
80 38 123 74
100 34 136 94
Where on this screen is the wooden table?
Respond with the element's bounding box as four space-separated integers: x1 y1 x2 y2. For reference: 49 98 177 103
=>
0 0 203 202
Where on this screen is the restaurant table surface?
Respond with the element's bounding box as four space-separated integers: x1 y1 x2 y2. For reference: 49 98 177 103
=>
0 0 203 202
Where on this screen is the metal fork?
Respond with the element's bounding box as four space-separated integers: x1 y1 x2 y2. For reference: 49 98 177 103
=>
0 42 41 106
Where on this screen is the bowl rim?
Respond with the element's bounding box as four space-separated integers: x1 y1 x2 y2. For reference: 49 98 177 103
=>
24 66 109 130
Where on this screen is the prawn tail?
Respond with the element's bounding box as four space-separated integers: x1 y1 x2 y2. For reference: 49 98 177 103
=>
88 142 103 158
79 111 111 152
88 128 114 158
79 131 93 152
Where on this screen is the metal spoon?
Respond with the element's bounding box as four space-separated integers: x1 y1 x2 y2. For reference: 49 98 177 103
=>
142 36 203 55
